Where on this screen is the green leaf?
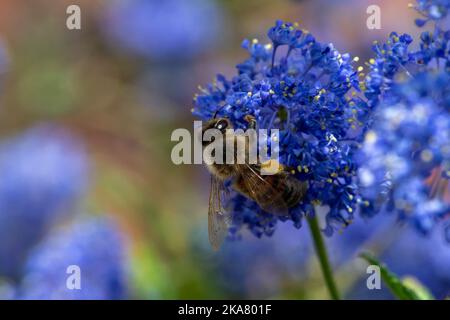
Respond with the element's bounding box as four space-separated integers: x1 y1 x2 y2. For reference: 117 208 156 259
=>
360 252 433 300
401 277 434 300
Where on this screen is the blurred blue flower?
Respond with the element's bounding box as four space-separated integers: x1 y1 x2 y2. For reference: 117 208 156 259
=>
0 125 89 279
356 0 450 238
193 21 364 237
358 72 450 236
380 227 450 299
344 223 450 299
101 0 223 61
18 217 129 300
413 0 450 26
194 221 312 298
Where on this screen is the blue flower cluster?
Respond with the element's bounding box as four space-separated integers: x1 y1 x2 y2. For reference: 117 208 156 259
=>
0 125 129 299
193 21 365 237
361 0 449 118
0 125 89 279
18 217 129 300
102 0 223 61
358 72 450 234
413 0 450 26
192 221 312 298
357 0 450 237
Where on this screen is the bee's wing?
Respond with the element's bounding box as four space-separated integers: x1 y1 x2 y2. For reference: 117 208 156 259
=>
208 175 230 251
237 164 290 216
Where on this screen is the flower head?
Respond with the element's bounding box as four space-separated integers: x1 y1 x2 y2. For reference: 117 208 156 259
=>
358 72 450 234
0 125 89 279
412 0 450 26
18 217 129 300
193 21 363 237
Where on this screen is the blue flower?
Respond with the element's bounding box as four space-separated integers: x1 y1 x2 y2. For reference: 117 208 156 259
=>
358 72 450 236
193 221 312 298
101 0 223 61
363 33 414 108
0 125 89 279
325 211 450 299
18 217 129 300
356 0 450 239
193 21 363 237
412 0 450 26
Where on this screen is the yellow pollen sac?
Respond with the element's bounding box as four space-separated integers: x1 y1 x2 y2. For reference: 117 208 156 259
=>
331 172 338 178
312 199 322 206
190 108 194 113
252 38 259 44
357 66 364 72
294 22 299 27
269 89 275 94
261 159 283 174
365 130 377 144
327 178 333 183
247 92 252 97
297 165 302 172
369 58 376 65
265 43 273 50
303 166 309 173
353 56 360 62
347 207 353 213
420 149 433 162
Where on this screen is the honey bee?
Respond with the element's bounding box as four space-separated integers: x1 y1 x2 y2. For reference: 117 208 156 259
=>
201 114 308 250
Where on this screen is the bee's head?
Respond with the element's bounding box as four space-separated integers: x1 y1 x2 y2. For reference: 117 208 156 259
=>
201 118 231 146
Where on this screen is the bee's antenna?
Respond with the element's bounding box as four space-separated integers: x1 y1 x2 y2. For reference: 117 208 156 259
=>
213 105 226 119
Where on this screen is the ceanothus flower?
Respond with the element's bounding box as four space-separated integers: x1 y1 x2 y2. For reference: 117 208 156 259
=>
413 0 450 26
193 21 364 238
0 125 89 279
18 217 129 300
358 72 450 235
192 221 312 298
356 0 450 238
362 32 414 109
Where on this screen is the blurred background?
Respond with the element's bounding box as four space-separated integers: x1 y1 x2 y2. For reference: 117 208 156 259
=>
0 0 448 299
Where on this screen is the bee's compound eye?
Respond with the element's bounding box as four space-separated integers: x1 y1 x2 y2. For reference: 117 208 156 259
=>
215 119 228 132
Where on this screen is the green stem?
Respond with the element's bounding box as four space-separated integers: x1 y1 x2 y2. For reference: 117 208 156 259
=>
307 215 341 300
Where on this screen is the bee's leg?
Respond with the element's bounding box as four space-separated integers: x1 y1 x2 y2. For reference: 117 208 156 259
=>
244 115 257 130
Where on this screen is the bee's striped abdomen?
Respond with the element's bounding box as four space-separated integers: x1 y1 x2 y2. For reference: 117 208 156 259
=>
283 177 308 208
